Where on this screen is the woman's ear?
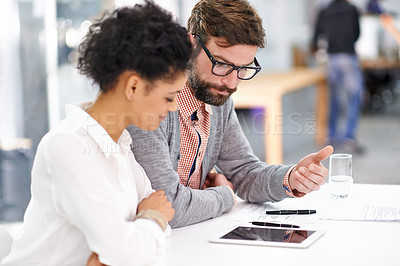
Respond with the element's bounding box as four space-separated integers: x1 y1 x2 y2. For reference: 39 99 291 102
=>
125 74 140 101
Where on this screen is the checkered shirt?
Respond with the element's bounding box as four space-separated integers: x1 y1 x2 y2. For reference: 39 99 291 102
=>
176 84 212 189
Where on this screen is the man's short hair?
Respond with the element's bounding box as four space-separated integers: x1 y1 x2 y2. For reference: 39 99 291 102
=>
187 0 265 48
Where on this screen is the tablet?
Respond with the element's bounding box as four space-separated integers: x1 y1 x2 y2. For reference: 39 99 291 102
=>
209 225 325 248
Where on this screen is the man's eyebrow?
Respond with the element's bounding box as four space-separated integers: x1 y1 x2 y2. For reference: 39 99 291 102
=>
213 54 254 66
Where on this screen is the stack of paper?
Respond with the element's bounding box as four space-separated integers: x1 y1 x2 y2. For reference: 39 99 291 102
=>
321 201 400 221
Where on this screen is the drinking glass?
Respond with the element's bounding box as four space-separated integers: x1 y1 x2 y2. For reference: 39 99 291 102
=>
329 154 353 199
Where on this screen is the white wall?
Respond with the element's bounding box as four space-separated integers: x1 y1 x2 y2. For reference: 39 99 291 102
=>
251 0 291 71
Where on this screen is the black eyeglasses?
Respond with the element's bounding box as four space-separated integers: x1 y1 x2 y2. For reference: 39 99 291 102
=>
196 35 261 80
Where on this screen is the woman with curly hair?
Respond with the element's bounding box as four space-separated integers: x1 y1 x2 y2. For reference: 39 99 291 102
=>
1 1 192 265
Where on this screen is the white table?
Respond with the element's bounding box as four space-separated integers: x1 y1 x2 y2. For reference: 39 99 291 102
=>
166 184 400 266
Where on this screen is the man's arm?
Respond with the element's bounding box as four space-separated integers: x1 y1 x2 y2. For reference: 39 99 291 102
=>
128 116 235 228
213 100 332 201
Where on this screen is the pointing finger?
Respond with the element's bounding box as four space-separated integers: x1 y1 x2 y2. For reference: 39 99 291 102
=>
313 145 333 163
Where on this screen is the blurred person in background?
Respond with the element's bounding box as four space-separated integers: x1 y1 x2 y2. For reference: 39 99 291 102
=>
1 1 192 265
366 0 384 15
311 0 365 154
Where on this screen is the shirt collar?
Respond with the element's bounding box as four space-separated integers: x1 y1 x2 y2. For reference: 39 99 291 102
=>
177 84 213 118
65 103 132 157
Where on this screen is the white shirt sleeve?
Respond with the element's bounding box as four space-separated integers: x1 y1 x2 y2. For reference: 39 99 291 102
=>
44 133 167 266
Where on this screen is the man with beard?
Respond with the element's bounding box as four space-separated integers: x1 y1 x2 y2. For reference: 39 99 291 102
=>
127 0 333 228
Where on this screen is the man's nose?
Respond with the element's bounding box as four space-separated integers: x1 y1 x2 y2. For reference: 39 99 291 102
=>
221 71 241 89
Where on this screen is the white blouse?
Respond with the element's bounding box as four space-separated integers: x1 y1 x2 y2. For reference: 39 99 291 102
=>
1 104 169 266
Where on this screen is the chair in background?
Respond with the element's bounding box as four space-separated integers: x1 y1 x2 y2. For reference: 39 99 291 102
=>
0 225 13 261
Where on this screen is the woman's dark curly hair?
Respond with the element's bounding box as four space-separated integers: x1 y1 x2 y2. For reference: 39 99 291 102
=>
77 1 192 93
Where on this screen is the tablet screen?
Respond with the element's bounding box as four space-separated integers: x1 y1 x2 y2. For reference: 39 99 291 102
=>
220 226 315 244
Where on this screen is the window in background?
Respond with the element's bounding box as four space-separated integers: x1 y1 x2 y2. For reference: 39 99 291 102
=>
0 0 105 223
57 0 104 121
0 0 48 223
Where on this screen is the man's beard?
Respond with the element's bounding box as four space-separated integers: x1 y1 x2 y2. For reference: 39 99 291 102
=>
188 67 237 106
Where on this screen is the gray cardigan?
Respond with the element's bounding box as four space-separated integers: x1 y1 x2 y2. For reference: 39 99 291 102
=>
127 98 292 228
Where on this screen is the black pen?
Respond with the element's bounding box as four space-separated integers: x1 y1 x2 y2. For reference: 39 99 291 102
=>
250 221 300 228
265 210 317 215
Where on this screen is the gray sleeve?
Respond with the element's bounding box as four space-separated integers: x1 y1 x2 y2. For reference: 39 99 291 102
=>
215 102 292 202
127 117 234 228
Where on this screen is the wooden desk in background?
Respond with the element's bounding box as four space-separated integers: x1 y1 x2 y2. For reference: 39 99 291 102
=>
232 67 328 164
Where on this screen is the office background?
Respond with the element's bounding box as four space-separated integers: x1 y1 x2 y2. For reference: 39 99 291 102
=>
0 0 399 222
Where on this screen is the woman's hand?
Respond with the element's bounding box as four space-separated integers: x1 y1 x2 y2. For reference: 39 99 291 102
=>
137 190 175 222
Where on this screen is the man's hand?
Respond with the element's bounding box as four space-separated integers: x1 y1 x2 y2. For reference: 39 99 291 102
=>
86 252 106 266
202 172 233 190
289 145 333 195
137 190 175 222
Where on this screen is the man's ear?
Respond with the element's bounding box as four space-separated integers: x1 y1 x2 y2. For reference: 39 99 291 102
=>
188 32 197 47
125 74 141 101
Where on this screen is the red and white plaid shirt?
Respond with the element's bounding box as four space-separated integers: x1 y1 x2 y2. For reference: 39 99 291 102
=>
176 84 212 189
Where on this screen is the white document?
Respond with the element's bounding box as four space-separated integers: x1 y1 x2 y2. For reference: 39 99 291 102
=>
322 201 400 221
